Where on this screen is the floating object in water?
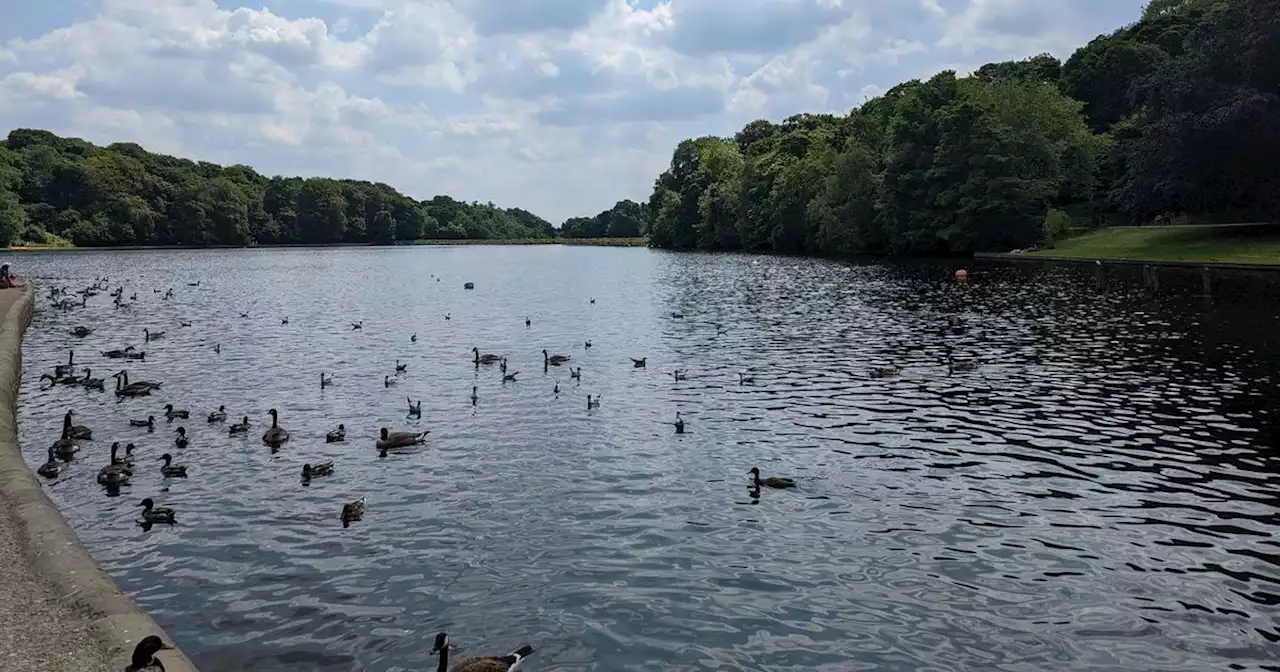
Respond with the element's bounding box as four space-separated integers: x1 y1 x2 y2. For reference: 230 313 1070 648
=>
464 282 475 290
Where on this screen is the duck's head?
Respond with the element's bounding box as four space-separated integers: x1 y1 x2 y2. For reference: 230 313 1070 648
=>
748 467 761 477
218 405 225 412
301 463 313 477
430 632 450 655
176 427 186 436
130 635 172 667
138 497 154 509
148 415 155 423
164 404 173 411
125 443 135 454
380 428 392 439
338 423 345 430
159 453 173 464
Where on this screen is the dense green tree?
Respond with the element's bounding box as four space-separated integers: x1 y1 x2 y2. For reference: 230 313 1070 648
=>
369 210 396 245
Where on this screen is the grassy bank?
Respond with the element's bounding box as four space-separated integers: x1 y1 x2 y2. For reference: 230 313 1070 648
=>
6 237 650 252
1032 224 1280 265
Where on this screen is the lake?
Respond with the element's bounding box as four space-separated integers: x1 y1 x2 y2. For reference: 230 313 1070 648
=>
14 246 1280 671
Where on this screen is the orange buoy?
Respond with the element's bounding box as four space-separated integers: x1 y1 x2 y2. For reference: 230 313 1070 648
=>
955 269 968 282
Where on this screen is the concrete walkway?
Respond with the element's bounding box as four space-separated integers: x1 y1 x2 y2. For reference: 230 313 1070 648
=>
0 285 197 671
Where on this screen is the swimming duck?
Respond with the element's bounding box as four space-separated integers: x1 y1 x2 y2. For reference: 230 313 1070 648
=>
37 447 64 478
430 632 534 672
384 375 397 387
326 424 346 443
321 372 333 389
262 409 289 446
138 498 176 524
673 412 685 434
207 405 227 423
125 635 174 672
377 428 428 450
158 453 187 477
80 368 105 390
53 351 77 377
869 363 902 379
229 416 251 434
143 328 165 342
97 444 132 485
174 427 189 448
543 349 570 366
749 466 795 489
69 326 94 337
62 411 92 440
302 460 334 482
351 321 363 330
630 357 646 368
395 360 407 373
130 415 156 429
407 398 421 417
163 404 190 420
341 497 365 527
587 394 600 409
472 347 501 364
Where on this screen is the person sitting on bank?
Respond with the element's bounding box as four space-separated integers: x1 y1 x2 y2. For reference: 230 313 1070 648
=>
0 264 23 289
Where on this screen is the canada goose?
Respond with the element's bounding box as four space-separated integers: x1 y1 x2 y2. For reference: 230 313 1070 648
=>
214 343 221 353
749 466 795 489
553 381 560 394
395 360 407 373
384 375 397 387
97 444 132 485
262 409 289 446
54 351 76 377
70 326 94 337
525 317 531 327
302 460 334 482
159 453 187 477
377 428 428 450
321 372 333 389
163 404 189 420
100 346 137 359
630 357 646 368
341 497 365 527
543 349 570 365
229 416 250 434
430 632 534 672
114 371 161 395
174 427 189 448
63 411 92 440
138 498 176 524
143 328 165 342
569 367 581 380
327 424 346 442
208 405 227 422
587 394 600 409
37 447 64 478
51 429 78 459
870 363 901 378
125 635 174 672
472 347 501 364
122 443 137 467
408 398 421 417
673 412 685 434
130 415 156 428
672 370 686 382
351 321 363 330
503 371 519 383
80 368 105 390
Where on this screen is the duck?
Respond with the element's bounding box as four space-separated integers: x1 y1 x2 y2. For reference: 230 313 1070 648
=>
673 412 685 434
130 415 156 429
302 460 334 482
36 447 64 478
672 370 686 382
97 444 132 485
748 466 795 489
229 416 251 435
870 363 902 379
341 497 365 528
125 635 174 672
80 368 105 390
407 398 422 418
326 424 346 443
569 367 581 380
542 349 570 366
69 326 94 337
384 375 397 387
472 347 501 364
630 357 646 368
207 405 227 423
138 498 176 524
54 351 77 377
62 411 92 440
158 453 188 477
350 321 363 330
376 428 428 450
430 632 534 672
163 404 190 420
174 427 189 448
395 359 407 373
587 394 601 409
143 328 165 342
262 409 289 446
321 372 333 389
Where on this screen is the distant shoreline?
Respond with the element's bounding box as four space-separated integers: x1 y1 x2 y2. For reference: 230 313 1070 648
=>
5 237 649 253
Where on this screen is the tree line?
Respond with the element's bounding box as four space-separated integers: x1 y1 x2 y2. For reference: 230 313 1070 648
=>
644 0 1279 255
0 129 558 247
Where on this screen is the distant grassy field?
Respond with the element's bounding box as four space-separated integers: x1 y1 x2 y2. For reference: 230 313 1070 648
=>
1032 224 1280 265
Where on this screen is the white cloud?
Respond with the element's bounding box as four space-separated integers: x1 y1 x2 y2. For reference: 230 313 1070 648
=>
0 0 1149 223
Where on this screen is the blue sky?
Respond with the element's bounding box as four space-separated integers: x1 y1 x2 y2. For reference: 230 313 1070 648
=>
0 0 1148 223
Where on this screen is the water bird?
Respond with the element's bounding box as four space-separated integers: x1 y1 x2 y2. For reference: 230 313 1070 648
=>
143 328 165 342
321 372 333 389
69 326 94 337
351 321 363 330
473 347 501 364
240 312 249 318
326 424 346 443
869 363 901 378
179 320 192 327
207 405 227 423
384 375 397 387
159 453 187 477
37 447 64 478
115 371 161 392
138 498 176 524
407 398 422 417
80 368 105 390
569 367 581 380
63 411 92 440
114 373 152 397
411 333 418 342
54 351 76 376
123 443 137 467
130 415 156 429
263 409 290 446
281 317 289 325
672 370 686 382
125 635 174 672
214 344 221 353
553 382 560 394
543 349 570 366
503 371 519 383
174 427 189 448
500 358 507 373
430 632 535 672
302 460 334 482
673 412 685 434
163 404 189 420
589 297 595 304
470 386 478 404
341 497 365 528
377 428 428 450
229 416 251 435
525 316 531 327
51 429 78 459
630 357 647 368
671 312 684 318
97 444 131 485
395 359 407 373
587 394 600 409
445 313 451 321
100 346 138 359
584 340 591 348
749 466 795 489
738 372 755 385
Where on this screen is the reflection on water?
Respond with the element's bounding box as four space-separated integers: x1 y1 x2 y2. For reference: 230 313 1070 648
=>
13 247 1280 671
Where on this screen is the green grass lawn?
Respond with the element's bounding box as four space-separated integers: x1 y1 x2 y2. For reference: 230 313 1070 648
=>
1032 225 1280 265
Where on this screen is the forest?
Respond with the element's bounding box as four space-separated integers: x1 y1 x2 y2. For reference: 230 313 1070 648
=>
0 130 556 247
644 0 1279 255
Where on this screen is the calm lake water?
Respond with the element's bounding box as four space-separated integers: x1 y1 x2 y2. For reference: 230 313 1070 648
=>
13 246 1280 671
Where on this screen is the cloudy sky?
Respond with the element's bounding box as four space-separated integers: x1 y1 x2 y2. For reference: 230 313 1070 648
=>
0 0 1146 224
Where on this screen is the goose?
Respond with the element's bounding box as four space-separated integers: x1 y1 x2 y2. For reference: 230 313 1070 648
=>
407 398 422 418
63 411 92 440
384 375 397 387
630 357 646 368
569 367 581 380
321 372 333 389
123 443 138 467
130 415 156 429
749 466 795 489
525 317 532 327
302 460 334 482
207 405 227 423
326 424 346 443
179 320 192 327
472 347 501 364
229 416 251 435
97 444 132 485
138 498 176 524
543 349 570 366
503 371 519 383
51 430 79 459
470 386 478 404
411 333 418 342
673 412 685 434
377 428 428 450
587 394 600 409
584 340 592 348
395 360 407 373
143 328 165 342
214 343 221 353
163 404 190 420
341 497 365 528
125 635 174 672
672 370 686 382
262 409 289 446
37 447 64 478
240 311 249 318
69 326 94 337
80 368 105 390
589 297 595 304
281 317 289 325
430 632 534 672
114 371 161 394
159 453 187 477
738 372 755 385
54 351 76 377
870 363 902 379
351 321 363 330
174 427 189 448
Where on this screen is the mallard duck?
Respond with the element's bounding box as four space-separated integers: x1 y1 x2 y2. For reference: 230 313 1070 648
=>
542 349 570 366
351 321 363 330
80 368 105 390
569 367 581 380
326 424 346 443
587 394 600 409
69 326 94 337
302 460 334 481
262 409 289 445
321 372 333 389
430 632 535 672
207 405 227 423
384 375 397 387
159 453 187 477
630 357 646 368
138 498 176 524
472 347 501 364
130 415 156 429
407 398 421 417
341 497 365 527
174 427 189 448
63 411 92 440
143 328 165 342
376 428 428 450
54 351 77 377
749 466 795 489
125 635 174 672
673 412 685 434
229 416 251 434
870 363 901 379
37 447 64 478
97 444 132 485
100 346 136 359
163 404 190 420
395 359 407 373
